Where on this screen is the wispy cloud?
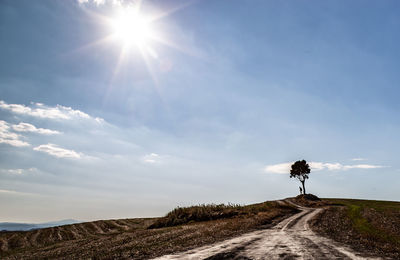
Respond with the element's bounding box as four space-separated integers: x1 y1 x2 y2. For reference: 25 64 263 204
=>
264 162 292 174
0 100 103 122
0 168 37 175
0 120 30 147
351 158 367 161
344 164 384 169
142 153 161 164
77 0 122 6
33 143 81 159
6 169 23 175
12 122 61 135
310 162 384 171
0 189 37 196
265 161 385 174
0 120 60 147
0 139 30 147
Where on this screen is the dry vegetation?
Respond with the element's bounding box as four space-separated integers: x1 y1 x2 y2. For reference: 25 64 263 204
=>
0 200 298 260
149 201 293 229
311 198 400 259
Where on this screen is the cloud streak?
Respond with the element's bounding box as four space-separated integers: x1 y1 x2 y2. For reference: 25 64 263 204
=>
0 189 38 196
142 153 161 164
0 100 103 122
77 0 123 6
351 158 367 161
33 143 81 159
0 120 61 147
0 168 37 175
0 120 30 147
12 122 61 135
265 161 385 174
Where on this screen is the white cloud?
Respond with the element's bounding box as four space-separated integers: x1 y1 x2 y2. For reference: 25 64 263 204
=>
0 189 18 194
0 139 30 147
351 158 367 161
0 120 30 147
310 162 343 171
8 169 23 174
0 100 103 122
77 0 123 6
264 162 292 174
0 120 60 147
265 161 385 174
142 153 161 164
94 0 106 5
0 189 37 196
0 168 37 175
343 164 383 170
12 122 61 135
0 120 18 139
33 143 81 159
95 117 105 124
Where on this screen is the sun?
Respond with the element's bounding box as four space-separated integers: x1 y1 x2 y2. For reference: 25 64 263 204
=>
111 7 155 49
74 1 195 84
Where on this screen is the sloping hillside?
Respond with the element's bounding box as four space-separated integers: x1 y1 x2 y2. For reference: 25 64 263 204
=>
0 200 298 259
0 218 154 253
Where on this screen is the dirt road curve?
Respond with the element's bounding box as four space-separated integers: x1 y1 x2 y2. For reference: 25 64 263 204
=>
153 201 380 260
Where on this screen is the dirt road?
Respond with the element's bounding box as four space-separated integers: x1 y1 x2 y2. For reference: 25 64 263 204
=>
154 201 380 260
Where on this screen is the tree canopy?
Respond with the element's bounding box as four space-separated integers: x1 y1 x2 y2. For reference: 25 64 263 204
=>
290 160 311 194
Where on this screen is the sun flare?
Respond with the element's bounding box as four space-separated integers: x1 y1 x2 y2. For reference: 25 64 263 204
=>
111 8 154 48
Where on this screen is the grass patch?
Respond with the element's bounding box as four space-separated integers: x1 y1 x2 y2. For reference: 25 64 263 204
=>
329 199 400 243
312 198 400 258
347 205 370 232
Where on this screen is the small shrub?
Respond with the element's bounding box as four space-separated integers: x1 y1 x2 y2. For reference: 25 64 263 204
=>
296 193 321 201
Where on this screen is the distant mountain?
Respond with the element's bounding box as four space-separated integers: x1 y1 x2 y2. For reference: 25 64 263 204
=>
0 219 80 231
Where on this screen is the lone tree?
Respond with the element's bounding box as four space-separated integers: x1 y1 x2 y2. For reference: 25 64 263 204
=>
290 160 310 195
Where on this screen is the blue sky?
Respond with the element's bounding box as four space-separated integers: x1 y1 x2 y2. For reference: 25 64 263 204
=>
1 0 399 222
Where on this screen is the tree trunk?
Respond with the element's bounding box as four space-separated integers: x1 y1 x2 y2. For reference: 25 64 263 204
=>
301 181 306 194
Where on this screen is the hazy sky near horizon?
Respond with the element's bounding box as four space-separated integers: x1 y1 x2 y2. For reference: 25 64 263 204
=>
1 0 400 222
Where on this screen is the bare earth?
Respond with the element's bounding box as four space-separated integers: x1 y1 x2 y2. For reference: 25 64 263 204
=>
154 201 380 260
